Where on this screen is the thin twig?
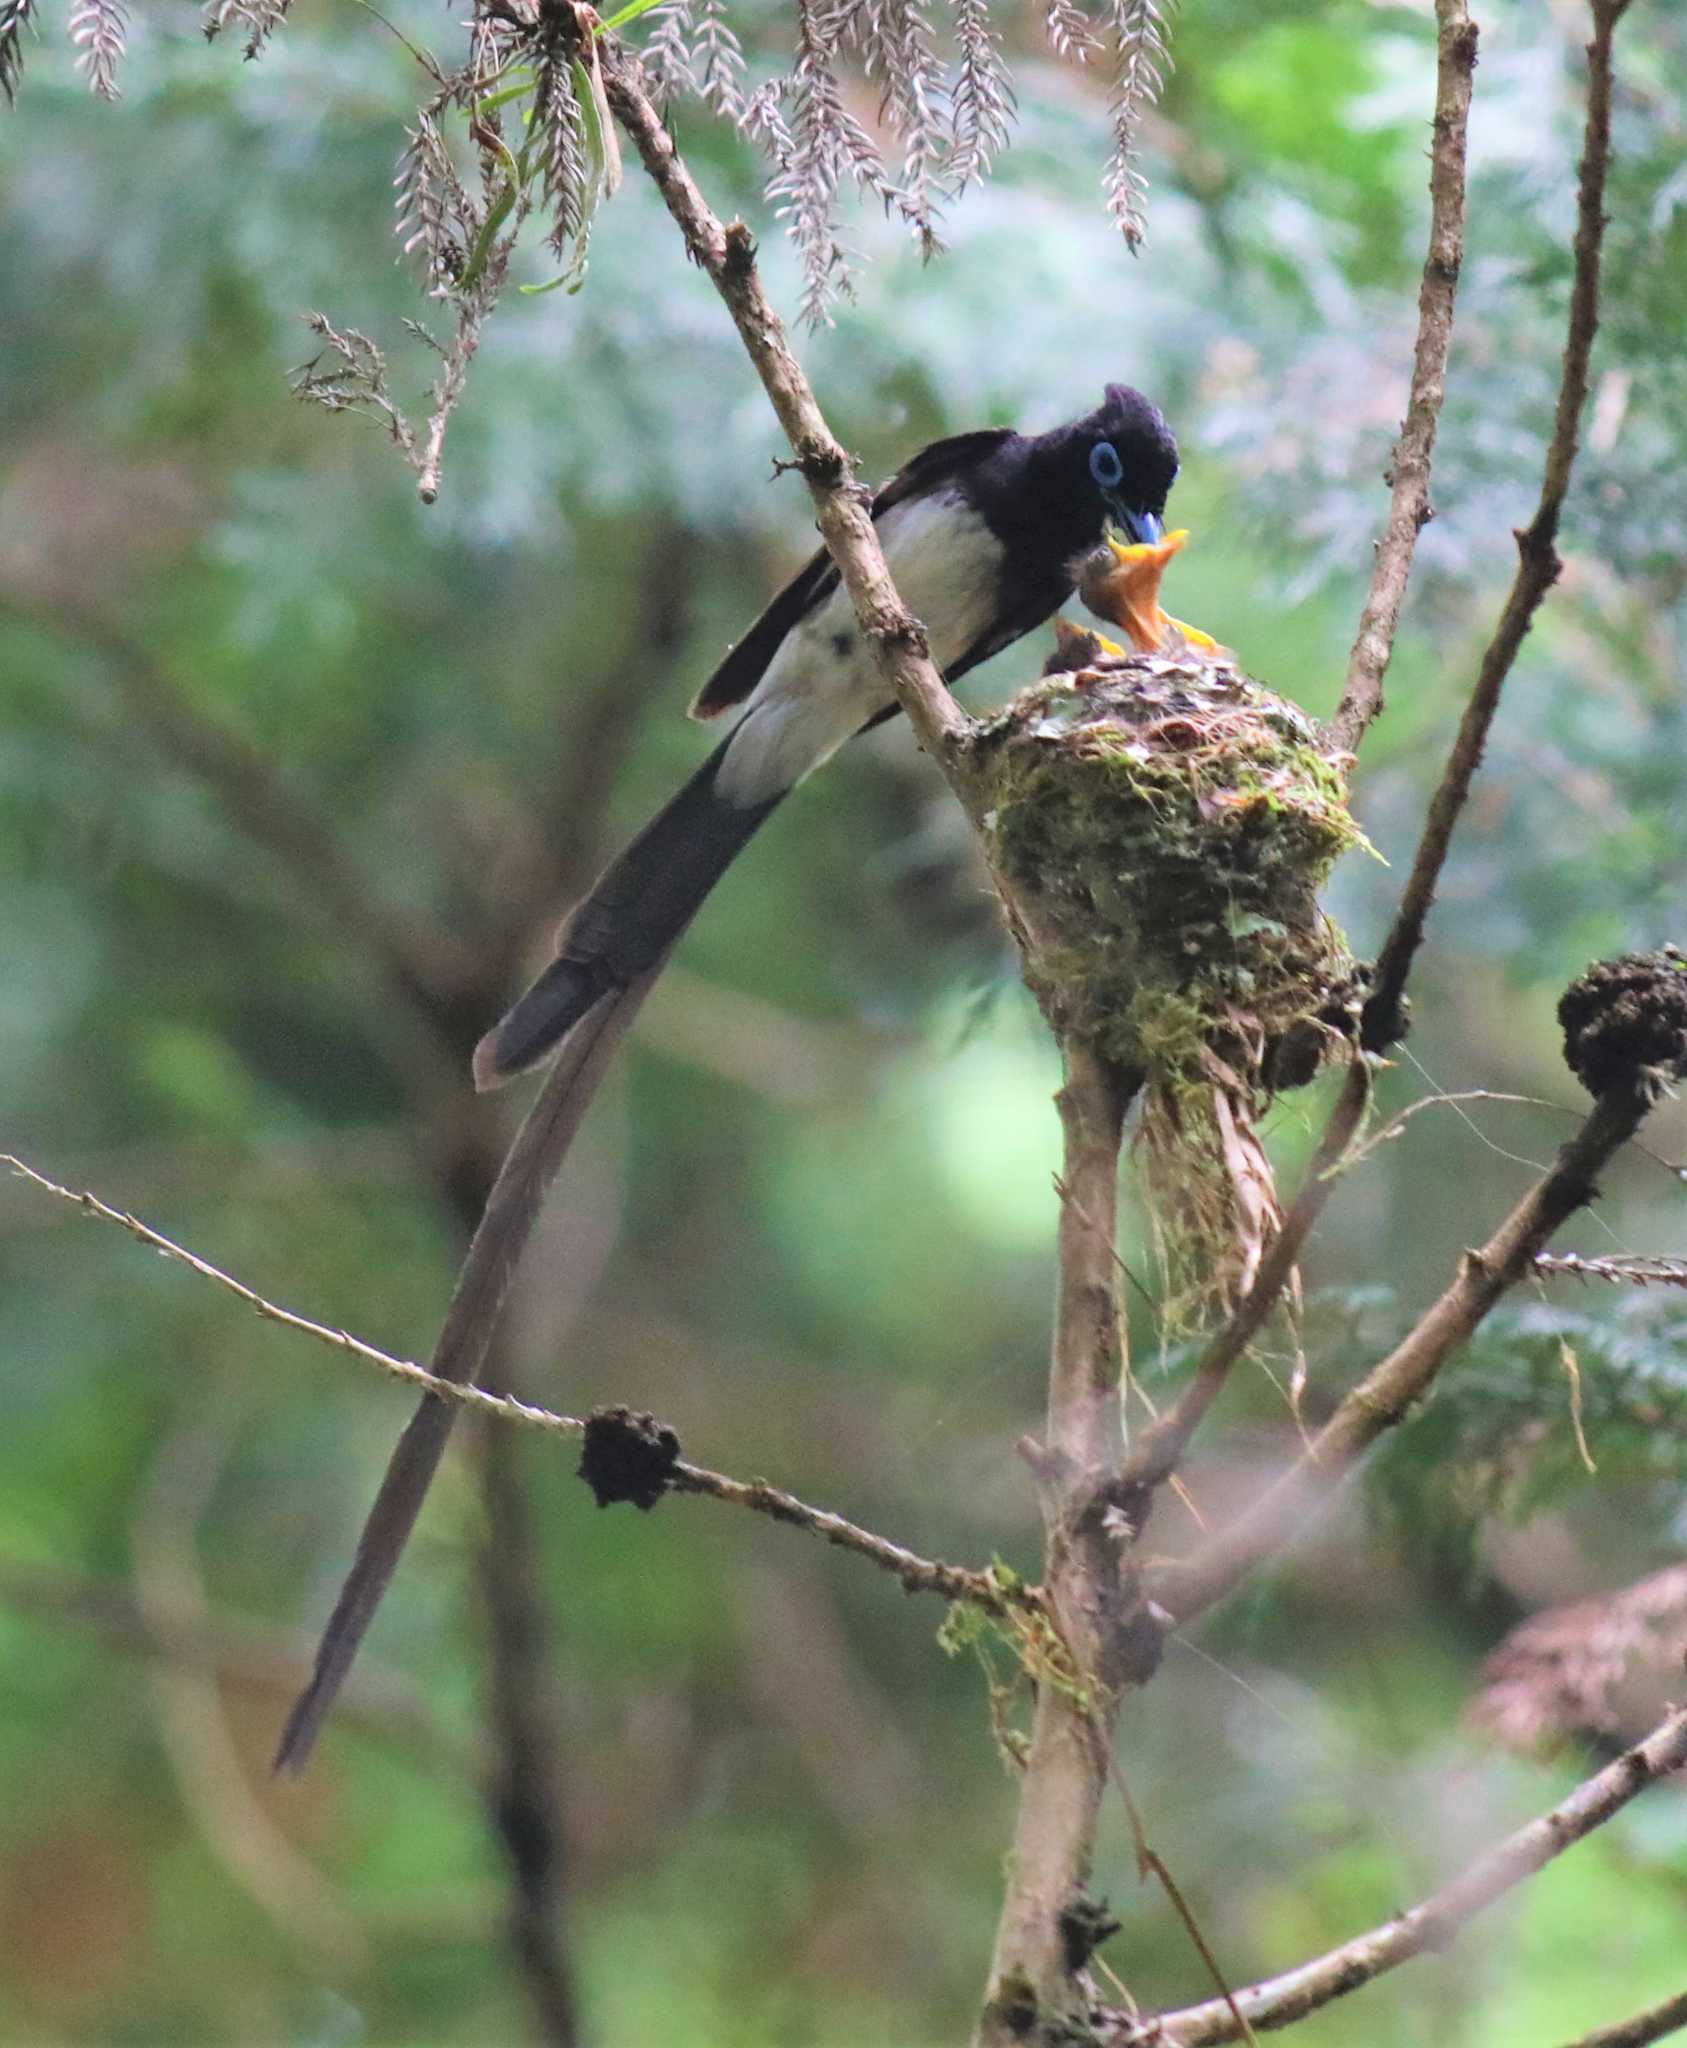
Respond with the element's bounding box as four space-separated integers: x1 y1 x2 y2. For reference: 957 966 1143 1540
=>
24 1142 529 1406
1337 1087 1554 1170
343 0 446 82
1103 1749 1258 2047
669 1462 1020 1609
1152 1075 1658 1627
417 300 485 503
0 1153 558 1423
1362 0 1632 1049
1558 1988 1687 2048
594 19 972 771
1329 0 1477 757
1109 0 1505 1510
1113 1702 1687 2045
1535 1252 1687 1291
0 1153 1020 1614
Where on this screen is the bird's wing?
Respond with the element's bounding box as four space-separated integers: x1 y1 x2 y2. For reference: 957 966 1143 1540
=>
688 546 839 719
947 578 1069 682
850 572 1074 741
689 426 1019 720
868 425 1018 517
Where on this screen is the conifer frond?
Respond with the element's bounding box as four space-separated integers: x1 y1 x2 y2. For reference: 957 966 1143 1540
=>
857 0 946 256
202 0 292 61
740 74 796 161
69 0 128 100
394 108 470 290
0 0 38 103
947 0 1013 194
766 0 892 323
639 0 696 106
535 33 589 257
1043 0 1101 64
291 313 420 459
1103 0 1174 248
1368 1296 1687 1568
691 0 746 119
620 0 1177 296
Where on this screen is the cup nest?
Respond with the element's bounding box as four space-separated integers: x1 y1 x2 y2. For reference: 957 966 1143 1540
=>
967 646 1365 1319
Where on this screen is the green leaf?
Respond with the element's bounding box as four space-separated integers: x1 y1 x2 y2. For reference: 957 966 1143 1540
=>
595 0 671 33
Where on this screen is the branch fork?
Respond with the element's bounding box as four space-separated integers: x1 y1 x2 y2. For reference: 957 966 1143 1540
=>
14 1 1665 2040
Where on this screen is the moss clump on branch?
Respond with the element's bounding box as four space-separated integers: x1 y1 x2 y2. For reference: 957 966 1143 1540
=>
1559 946 1687 1097
967 648 1364 1315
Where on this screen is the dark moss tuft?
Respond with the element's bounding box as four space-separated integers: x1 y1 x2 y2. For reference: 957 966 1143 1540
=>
579 1405 682 1510
1559 947 1687 1096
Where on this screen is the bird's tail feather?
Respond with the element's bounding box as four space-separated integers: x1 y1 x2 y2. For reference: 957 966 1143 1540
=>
279 734 790 1772
473 731 784 1090
275 971 656 1775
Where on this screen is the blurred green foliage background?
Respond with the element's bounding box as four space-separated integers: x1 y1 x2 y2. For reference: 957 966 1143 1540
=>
1 0 1685 2040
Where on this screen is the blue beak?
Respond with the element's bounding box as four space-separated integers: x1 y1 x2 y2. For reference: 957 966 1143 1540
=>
1112 506 1163 546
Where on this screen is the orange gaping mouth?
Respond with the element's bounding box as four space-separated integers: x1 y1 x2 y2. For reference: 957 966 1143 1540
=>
1078 530 1219 656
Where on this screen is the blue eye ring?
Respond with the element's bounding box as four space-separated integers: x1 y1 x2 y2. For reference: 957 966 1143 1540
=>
1089 440 1124 490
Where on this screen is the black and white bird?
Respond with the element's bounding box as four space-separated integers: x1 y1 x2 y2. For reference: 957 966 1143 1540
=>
273 384 1178 1775
473 382 1179 1086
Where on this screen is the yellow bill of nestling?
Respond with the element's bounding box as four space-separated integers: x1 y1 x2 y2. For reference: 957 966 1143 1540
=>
1044 617 1128 671
1078 529 1221 655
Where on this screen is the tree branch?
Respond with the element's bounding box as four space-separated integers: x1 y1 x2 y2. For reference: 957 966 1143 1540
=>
976 1045 1149 2046
0 1151 555 1424
1115 1702 1687 2045
1134 0 1644 1644
592 14 973 772
1362 0 1631 1049
0 1152 1022 1616
1116 1 1487 1500
1328 0 1477 757
1152 1075 1657 1627
1558 1989 1687 2048
421 1134 585 2048
1534 1252 1687 1292
668 1460 1026 1610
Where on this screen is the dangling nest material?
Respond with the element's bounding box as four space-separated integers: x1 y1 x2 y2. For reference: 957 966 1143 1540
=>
968 646 1365 1322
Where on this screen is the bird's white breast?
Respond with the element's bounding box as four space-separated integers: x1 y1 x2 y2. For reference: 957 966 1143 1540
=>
715 492 1004 806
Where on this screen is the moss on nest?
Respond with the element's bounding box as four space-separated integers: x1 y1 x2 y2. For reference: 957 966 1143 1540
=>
968 648 1365 1316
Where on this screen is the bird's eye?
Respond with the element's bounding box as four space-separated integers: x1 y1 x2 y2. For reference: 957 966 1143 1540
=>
1089 441 1124 490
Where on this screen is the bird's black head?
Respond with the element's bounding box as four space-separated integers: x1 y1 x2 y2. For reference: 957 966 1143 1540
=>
1061 383 1179 547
